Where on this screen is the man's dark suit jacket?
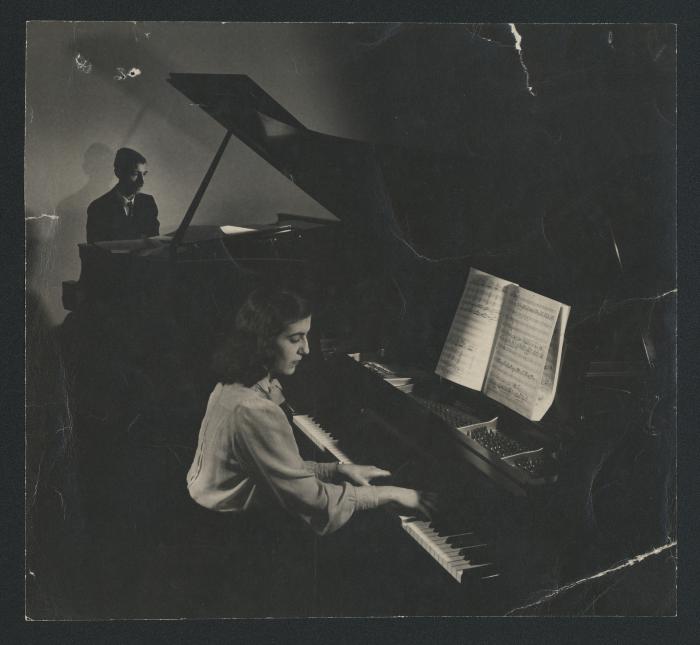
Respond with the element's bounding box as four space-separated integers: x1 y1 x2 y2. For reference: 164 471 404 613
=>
86 189 159 243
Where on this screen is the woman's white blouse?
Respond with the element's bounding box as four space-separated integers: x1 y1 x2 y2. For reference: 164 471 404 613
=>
186 379 378 535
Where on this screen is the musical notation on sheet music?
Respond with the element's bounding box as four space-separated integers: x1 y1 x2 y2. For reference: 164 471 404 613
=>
436 269 512 390
483 287 561 418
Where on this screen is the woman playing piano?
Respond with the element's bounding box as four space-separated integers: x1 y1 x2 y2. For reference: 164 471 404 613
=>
184 287 434 615
186 287 435 536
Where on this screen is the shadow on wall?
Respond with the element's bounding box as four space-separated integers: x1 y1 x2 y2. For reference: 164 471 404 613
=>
55 142 115 239
29 143 115 325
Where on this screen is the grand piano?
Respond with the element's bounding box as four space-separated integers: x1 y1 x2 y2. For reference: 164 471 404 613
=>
59 69 675 616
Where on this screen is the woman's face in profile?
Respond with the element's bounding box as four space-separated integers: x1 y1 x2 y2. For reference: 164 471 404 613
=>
271 316 311 376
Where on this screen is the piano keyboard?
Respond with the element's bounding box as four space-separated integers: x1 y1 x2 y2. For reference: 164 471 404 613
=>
293 414 352 463
400 519 495 583
292 414 498 583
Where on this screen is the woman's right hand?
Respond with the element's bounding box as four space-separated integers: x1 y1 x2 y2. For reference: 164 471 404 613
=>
377 486 439 520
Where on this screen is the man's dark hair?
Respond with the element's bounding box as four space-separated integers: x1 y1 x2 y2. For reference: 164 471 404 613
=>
114 147 147 175
213 288 312 387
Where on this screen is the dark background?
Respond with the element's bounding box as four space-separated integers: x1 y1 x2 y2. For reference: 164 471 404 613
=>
2 1 687 644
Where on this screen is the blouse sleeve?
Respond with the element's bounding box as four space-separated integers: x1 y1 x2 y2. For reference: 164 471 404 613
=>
232 399 377 535
303 460 340 483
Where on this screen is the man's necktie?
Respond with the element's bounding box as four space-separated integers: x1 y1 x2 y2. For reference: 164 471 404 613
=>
126 199 134 218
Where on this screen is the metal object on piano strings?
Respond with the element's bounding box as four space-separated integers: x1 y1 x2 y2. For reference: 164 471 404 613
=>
330 353 560 496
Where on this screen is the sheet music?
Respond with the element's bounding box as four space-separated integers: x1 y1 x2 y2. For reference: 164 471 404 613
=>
220 225 256 235
537 327 558 403
435 268 514 390
483 286 561 419
533 304 570 419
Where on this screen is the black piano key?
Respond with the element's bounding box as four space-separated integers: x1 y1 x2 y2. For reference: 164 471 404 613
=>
455 545 491 564
452 561 494 579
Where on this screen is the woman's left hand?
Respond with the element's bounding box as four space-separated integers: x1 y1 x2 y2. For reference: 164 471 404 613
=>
337 464 391 486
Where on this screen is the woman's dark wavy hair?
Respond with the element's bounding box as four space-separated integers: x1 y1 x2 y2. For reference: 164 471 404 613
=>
212 288 312 387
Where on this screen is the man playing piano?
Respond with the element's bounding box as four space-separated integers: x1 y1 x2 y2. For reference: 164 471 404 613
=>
86 147 159 243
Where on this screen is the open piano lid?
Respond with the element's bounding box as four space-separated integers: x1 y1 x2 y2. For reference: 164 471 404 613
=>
165 72 629 324
167 73 372 235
